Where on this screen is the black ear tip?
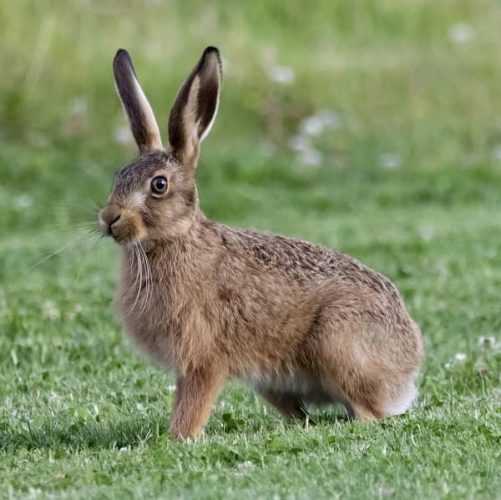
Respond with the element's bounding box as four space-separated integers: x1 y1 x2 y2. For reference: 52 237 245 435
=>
202 46 222 72
204 46 219 55
114 48 128 58
113 49 136 76
114 48 131 66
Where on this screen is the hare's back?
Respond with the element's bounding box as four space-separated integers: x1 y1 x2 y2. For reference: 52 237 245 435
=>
224 227 400 298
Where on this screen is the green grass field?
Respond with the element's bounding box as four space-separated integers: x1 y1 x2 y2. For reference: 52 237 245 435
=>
1 0 500 498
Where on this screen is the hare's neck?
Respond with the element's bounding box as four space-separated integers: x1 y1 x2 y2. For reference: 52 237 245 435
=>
121 225 197 277
121 245 155 285
121 214 216 280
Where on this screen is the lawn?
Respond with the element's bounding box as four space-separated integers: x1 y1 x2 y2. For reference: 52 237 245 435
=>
1 0 500 498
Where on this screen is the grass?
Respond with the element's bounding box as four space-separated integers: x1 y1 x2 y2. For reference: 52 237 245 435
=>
1 0 500 498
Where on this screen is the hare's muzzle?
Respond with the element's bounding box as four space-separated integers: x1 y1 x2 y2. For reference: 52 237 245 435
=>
98 203 148 245
99 205 122 239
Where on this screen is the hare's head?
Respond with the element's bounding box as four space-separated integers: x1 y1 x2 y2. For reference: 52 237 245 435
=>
99 47 222 246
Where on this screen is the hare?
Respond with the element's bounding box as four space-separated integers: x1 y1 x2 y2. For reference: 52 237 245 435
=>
99 47 424 440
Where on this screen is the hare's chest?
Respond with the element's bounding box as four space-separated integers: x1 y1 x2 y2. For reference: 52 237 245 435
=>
117 274 179 369
122 310 179 370
116 257 216 371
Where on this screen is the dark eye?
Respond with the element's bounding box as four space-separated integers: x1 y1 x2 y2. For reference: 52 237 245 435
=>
151 176 168 195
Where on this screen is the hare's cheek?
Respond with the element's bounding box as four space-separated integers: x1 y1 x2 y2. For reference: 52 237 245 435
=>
127 210 148 240
113 210 148 243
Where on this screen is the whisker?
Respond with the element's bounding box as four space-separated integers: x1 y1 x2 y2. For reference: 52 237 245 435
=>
136 243 145 316
135 242 145 316
74 233 104 285
137 241 152 317
139 243 150 317
130 241 143 313
72 221 100 228
30 230 95 271
46 202 101 221
40 221 100 238
87 197 103 211
144 242 153 315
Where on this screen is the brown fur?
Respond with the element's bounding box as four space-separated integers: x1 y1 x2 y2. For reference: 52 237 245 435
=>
99 47 424 440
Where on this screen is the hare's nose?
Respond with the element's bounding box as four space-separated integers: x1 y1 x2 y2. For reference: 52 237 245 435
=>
109 213 121 229
99 206 122 236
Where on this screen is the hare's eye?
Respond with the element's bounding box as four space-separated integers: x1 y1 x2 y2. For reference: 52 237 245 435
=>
151 176 168 195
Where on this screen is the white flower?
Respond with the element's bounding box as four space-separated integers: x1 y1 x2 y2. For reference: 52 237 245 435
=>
300 116 325 137
67 304 83 321
478 336 496 349
14 194 33 209
288 134 311 152
90 274 103 284
267 65 295 85
48 392 62 408
492 145 501 161
234 460 255 476
379 153 401 170
299 111 340 137
419 225 434 241
475 361 488 377
297 148 322 167
114 126 134 145
70 97 88 115
66 97 88 136
449 23 474 44
317 110 340 128
167 384 176 392
29 132 49 148
42 301 60 321
434 259 449 279
445 352 467 369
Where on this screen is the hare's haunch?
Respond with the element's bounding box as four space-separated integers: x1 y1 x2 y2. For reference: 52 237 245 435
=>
99 47 424 440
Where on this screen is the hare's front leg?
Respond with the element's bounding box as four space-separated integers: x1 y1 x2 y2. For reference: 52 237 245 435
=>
169 367 226 440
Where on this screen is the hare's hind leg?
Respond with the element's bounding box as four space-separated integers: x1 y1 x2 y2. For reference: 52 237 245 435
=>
255 387 310 422
307 281 422 423
349 377 418 421
319 373 384 422
320 353 418 422
350 402 380 422
314 326 408 421
383 378 418 417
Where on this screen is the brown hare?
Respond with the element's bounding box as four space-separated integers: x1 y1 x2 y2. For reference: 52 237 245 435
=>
99 47 423 440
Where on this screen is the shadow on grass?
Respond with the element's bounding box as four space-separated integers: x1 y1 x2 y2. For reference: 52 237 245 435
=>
0 404 355 453
310 409 352 425
0 416 170 453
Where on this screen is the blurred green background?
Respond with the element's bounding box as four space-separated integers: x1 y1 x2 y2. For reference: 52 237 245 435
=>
2 0 501 232
1 1 500 498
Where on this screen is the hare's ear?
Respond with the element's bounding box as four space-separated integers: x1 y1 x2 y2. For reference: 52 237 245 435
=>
168 46 222 165
113 49 163 154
